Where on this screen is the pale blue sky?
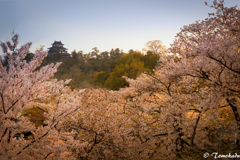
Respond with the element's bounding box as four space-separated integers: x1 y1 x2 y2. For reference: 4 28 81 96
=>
0 0 239 55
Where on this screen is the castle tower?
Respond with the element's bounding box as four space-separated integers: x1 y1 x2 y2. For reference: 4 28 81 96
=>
48 41 71 58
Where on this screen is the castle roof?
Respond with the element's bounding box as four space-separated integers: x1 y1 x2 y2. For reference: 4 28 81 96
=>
48 40 71 58
48 46 68 50
48 40 67 50
51 41 64 45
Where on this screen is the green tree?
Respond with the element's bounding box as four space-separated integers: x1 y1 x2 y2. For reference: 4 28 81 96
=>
143 51 160 73
105 51 145 90
93 71 110 88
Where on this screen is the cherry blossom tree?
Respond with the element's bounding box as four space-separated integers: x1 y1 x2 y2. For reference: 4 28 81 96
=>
0 34 163 159
119 0 240 158
62 88 162 159
0 34 84 159
166 0 240 150
1 0 239 159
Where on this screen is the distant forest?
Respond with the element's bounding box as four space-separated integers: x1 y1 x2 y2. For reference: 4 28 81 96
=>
2 40 165 90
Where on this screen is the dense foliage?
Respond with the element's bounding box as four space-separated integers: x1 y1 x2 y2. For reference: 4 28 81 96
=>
37 42 164 90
